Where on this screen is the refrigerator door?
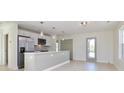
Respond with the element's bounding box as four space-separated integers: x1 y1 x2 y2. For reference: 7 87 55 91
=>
19 36 34 52
18 52 24 69
25 38 34 52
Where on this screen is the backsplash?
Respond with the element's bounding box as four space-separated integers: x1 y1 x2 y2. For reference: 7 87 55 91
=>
34 45 49 52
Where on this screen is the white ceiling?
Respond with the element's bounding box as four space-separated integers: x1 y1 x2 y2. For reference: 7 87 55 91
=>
17 21 121 35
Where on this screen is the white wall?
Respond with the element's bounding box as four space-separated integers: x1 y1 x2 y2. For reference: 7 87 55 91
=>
0 22 18 70
113 23 124 70
59 30 114 63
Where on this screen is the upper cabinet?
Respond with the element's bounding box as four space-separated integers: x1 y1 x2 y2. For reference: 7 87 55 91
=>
18 29 24 36
18 29 54 46
18 29 38 45
45 36 52 46
18 29 33 37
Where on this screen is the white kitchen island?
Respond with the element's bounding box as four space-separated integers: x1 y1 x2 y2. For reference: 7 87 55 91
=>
24 51 70 71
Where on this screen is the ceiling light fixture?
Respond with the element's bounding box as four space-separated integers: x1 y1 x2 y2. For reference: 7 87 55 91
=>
62 31 65 41
81 21 88 25
107 21 110 23
40 21 44 24
52 27 55 29
52 35 56 39
62 38 65 41
40 32 44 37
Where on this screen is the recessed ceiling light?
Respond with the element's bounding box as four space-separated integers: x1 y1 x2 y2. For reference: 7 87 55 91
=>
62 31 65 41
52 27 55 29
81 21 88 25
107 21 110 23
40 21 44 24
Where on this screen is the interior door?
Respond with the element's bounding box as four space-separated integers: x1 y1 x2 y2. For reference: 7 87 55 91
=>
86 38 96 62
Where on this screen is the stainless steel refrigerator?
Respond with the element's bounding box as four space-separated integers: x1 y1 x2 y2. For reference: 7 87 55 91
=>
18 35 34 69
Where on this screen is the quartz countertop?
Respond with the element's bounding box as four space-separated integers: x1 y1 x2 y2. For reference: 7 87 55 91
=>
24 51 69 55
24 50 70 70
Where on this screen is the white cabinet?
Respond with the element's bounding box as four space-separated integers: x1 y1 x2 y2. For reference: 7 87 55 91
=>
19 36 34 51
18 29 32 37
18 29 39 45
45 36 52 46
33 34 38 45
18 29 56 49
24 31 31 37
50 39 56 51
25 51 70 70
18 29 24 36
38 34 42 39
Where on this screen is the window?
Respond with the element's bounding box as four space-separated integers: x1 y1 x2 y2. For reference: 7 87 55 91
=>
119 27 124 59
0 33 2 64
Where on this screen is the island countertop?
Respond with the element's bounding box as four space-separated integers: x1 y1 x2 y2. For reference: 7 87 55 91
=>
24 51 70 71
25 51 69 55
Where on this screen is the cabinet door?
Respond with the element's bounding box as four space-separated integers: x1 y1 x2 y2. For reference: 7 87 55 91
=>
18 29 24 35
33 34 38 45
26 38 34 51
46 36 51 46
23 31 30 37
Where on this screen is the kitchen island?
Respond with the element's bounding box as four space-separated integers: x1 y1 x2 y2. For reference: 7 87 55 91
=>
24 51 70 71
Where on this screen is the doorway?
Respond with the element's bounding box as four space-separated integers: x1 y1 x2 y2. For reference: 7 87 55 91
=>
60 39 73 60
86 38 96 62
0 33 9 66
4 34 8 65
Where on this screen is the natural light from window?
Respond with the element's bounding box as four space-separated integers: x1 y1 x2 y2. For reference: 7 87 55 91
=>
0 33 2 63
119 26 124 59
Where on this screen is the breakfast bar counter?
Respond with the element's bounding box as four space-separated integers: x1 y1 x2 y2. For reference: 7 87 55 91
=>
24 51 70 71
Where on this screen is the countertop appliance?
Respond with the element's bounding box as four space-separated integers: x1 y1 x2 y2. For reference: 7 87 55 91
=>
38 38 46 45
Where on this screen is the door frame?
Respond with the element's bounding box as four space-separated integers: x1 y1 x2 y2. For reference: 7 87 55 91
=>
86 37 97 62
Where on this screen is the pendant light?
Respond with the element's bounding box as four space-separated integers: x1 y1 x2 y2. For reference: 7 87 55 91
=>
40 32 44 37
62 38 65 41
52 35 56 39
62 31 65 41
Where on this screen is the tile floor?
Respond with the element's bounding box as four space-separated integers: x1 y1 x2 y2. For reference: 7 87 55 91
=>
52 61 118 71
0 66 23 71
0 65 14 71
0 61 117 71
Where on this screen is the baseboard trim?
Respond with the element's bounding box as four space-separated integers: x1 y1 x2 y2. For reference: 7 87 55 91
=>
43 60 70 71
